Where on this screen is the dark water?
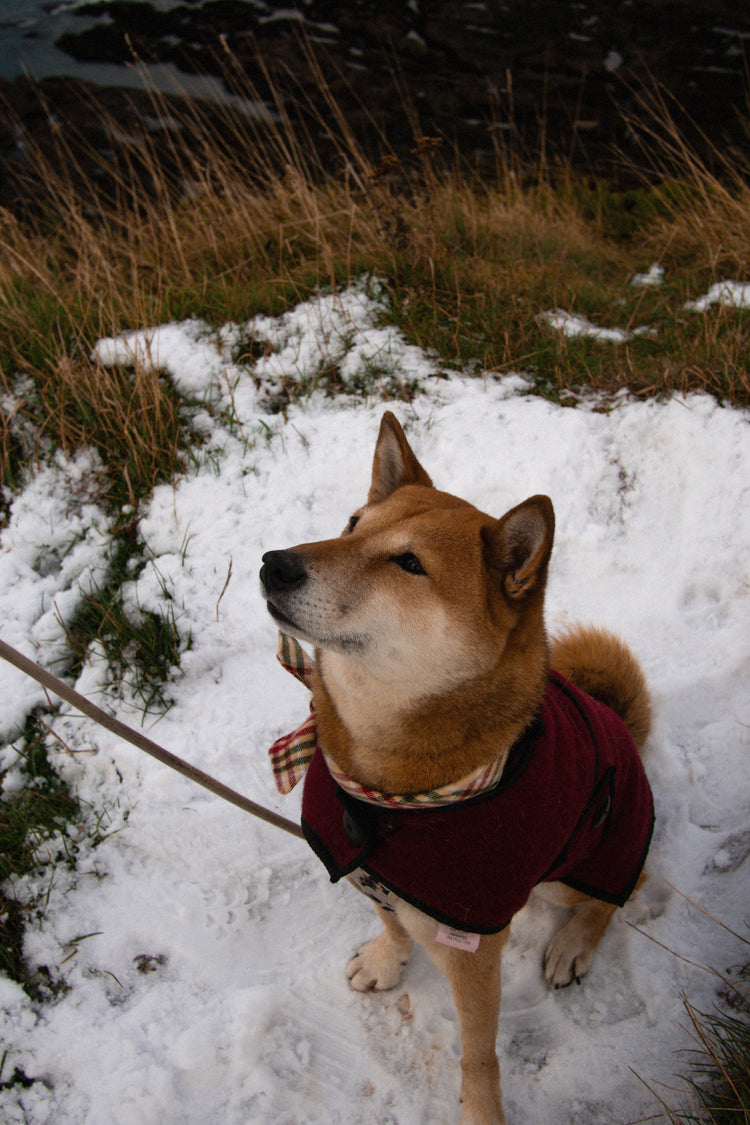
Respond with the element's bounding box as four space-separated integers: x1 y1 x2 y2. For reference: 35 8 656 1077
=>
1 1 750 195
0 0 251 102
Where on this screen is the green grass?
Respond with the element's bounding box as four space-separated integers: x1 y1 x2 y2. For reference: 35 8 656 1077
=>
681 1001 750 1123
658 975 750 1124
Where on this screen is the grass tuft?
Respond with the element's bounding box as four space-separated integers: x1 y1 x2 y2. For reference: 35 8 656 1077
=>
636 905 750 1125
677 991 750 1124
56 531 192 717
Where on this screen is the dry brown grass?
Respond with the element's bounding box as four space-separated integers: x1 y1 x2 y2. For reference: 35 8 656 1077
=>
2 52 750 510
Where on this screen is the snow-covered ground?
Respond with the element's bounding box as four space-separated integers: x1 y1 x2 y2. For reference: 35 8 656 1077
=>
1 281 749 1124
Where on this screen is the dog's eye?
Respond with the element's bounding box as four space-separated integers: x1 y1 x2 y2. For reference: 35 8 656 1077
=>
345 515 360 535
391 551 427 576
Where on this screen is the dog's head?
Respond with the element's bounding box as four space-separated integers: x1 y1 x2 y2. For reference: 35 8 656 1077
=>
260 412 554 693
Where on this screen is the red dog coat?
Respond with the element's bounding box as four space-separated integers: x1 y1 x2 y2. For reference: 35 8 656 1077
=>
301 673 654 934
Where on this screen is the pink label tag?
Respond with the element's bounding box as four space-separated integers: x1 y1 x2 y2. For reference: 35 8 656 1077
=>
435 923 481 952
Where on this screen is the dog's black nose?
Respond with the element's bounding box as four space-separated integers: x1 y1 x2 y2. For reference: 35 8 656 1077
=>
260 549 307 593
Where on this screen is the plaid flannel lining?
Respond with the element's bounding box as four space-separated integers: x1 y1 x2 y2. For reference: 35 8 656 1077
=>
268 633 507 807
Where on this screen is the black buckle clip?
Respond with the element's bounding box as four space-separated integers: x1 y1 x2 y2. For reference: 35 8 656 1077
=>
592 767 616 829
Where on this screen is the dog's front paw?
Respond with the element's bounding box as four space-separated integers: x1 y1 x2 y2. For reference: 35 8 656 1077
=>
346 930 412 992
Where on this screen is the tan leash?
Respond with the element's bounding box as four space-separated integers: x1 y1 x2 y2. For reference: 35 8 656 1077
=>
0 637 304 840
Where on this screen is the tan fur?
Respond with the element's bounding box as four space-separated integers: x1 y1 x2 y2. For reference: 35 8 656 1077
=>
261 412 652 1124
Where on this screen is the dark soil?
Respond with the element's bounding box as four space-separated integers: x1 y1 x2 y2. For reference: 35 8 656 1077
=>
1 1 749 208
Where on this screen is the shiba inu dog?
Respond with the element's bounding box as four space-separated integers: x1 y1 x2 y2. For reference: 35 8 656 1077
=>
260 412 653 1124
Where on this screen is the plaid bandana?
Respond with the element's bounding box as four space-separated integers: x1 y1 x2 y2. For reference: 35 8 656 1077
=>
268 633 509 808
268 633 317 794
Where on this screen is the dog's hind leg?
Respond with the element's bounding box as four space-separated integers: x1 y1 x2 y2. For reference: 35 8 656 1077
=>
346 905 414 992
542 889 618 989
539 875 647 988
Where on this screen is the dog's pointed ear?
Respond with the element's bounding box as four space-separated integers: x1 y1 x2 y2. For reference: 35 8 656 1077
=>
368 412 433 503
483 495 555 601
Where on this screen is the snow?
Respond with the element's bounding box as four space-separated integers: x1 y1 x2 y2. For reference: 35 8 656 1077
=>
685 280 750 311
2 279 750 1124
630 263 664 288
537 309 656 343
0 448 113 756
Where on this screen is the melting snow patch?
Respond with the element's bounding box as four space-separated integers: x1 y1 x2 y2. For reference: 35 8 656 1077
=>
539 309 655 343
631 263 665 287
0 449 113 746
685 280 750 311
93 318 234 399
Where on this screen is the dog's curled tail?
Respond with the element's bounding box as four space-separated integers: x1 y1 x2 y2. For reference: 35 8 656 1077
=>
550 625 652 752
